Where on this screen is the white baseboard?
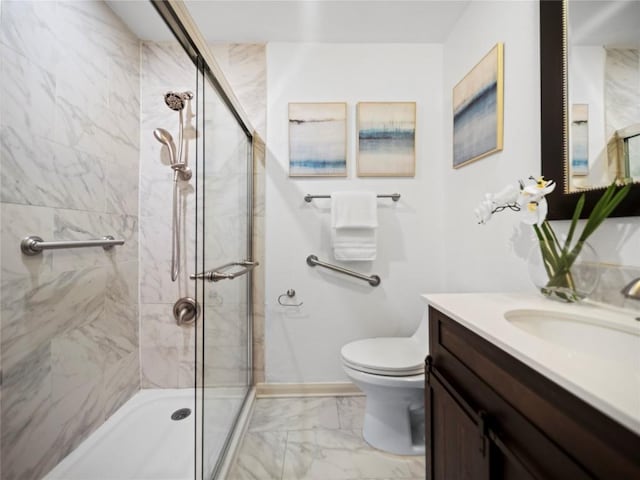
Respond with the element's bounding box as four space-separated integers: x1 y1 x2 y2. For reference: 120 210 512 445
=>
256 382 364 398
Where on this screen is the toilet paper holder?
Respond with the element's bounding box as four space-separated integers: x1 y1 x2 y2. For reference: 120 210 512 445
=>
278 289 303 307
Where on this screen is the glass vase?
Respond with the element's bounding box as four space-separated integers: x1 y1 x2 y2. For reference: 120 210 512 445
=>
527 239 600 303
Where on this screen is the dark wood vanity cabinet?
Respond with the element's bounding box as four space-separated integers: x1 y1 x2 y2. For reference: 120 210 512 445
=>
425 306 640 480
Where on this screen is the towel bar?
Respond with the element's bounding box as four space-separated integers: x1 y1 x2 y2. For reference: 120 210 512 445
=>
304 193 400 203
306 255 381 287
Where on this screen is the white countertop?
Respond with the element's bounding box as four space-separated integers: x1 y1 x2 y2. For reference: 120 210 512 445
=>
422 292 640 436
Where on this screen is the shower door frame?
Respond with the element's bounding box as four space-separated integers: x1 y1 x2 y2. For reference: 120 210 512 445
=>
150 1 257 478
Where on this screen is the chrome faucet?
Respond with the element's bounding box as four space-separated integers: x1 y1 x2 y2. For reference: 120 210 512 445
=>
621 277 640 300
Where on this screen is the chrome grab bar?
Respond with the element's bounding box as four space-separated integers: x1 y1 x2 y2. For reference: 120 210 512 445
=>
306 255 381 287
190 260 259 282
304 193 400 203
21 235 125 256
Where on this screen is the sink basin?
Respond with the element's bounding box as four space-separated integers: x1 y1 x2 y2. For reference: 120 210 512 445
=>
504 309 640 365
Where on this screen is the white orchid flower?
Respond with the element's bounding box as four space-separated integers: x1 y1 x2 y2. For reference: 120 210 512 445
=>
492 184 520 205
474 195 494 224
517 177 556 226
474 184 520 224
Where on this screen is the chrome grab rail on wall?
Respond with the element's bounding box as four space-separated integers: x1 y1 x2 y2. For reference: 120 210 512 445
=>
21 235 125 256
306 255 381 287
190 260 259 282
304 193 401 203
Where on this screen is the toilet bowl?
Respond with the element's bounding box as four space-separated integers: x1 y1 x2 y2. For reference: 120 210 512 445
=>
341 310 428 455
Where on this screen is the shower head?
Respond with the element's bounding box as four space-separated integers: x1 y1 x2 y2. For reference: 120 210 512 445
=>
164 91 193 111
153 128 177 164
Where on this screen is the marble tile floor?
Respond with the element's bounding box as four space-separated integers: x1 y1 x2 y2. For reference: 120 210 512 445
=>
228 396 425 480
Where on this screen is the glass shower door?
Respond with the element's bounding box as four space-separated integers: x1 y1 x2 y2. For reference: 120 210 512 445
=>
195 67 253 479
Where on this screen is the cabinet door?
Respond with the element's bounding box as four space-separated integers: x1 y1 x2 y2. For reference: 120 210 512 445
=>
428 371 490 480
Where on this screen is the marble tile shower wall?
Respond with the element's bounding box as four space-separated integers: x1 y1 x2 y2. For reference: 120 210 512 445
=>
139 42 198 388
604 48 639 138
138 43 267 388
0 1 140 479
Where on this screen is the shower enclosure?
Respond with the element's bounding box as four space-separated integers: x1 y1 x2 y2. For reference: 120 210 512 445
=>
0 1 256 479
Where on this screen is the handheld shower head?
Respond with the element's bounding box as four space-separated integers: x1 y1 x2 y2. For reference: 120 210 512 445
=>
164 91 193 111
153 128 177 164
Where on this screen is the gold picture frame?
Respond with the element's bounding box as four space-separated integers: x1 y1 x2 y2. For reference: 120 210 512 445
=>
356 101 416 177
452 43 504 169
288 102 347 177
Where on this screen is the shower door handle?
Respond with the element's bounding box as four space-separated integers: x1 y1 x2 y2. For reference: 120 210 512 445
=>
190 260 259 282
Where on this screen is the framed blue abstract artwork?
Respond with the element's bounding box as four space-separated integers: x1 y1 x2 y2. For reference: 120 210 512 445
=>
288 102 347 177
356 102 416 177
570 104 589 176
453 43 504 168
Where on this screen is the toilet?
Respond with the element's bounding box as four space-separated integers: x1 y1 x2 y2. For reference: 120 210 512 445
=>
341 310 428 455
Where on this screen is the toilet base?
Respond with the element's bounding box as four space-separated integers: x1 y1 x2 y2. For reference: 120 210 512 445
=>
362 395 425 456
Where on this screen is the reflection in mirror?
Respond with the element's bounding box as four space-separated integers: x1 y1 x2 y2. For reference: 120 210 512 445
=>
567 0 640 192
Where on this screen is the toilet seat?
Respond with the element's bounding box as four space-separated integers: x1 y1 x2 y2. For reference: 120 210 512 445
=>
341 337 425 376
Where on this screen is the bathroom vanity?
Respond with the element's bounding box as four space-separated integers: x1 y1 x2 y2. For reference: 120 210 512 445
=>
423 293 640 480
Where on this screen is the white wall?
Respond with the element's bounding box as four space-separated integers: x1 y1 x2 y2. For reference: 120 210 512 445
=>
442 1 544 292
264 1 640 384
442 1 640 296
265 43 444 382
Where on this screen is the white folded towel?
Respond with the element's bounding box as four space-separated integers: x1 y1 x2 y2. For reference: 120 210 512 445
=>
331 192 377 261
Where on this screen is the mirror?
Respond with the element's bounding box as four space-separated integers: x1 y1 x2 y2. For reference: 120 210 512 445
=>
540 0 640 219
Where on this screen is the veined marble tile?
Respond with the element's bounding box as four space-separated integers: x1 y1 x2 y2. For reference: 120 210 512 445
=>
0 0 59 72
103 350 139 419
203 344 249 386
1 341 58 480
605 49 640 127
56 32 110 109
99 299 139 363
208 43 267 139
1 265 108 371
141 346 179 388
228 431 287 480
337 396 366 431
0 202 54 276
98 102 140 162
1 126 106 211
109 54 141 120
57 0 135 43
51 211 137 272
104 155 140 216
178 357 196 388
204 302 248 347
139 210 196 304
106 260 138 306
50 326 105 460
281 429 416 480
249 397 340 433
140 303 182 349
141 42 196 89
0 44 56 139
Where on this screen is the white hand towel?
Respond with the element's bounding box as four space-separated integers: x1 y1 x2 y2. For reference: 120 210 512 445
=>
331 192 377 261
331 228 377 261
331 191 378 228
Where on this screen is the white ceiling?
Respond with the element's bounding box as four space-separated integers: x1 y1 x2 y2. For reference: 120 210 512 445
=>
107 0 640 46
107 0 471 43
